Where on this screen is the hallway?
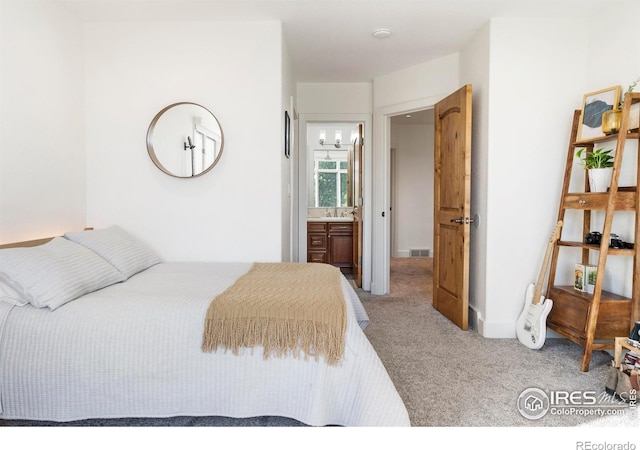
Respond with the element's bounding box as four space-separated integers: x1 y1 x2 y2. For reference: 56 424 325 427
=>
389 257 432 300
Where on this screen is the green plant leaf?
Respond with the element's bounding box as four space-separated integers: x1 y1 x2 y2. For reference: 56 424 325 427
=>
576 147 614 169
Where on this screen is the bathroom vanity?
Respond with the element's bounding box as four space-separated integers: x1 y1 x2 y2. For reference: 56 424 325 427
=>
307 219 353 274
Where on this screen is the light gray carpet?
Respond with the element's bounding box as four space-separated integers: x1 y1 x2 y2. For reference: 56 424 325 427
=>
1 258 636 427
357 257 637 427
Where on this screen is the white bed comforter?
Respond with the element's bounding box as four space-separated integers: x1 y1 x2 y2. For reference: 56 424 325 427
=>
0 262 410 426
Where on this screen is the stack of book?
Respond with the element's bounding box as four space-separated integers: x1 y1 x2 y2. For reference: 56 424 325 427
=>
574 263 597 294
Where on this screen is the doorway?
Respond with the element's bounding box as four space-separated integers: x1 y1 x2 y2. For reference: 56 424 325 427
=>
388 109 435 294
295 114 373 289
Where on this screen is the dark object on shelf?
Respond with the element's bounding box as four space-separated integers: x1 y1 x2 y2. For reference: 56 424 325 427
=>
609 234 634 249
585 231 602 245
584 231 634 249
630 321 640 347
609 234 624 248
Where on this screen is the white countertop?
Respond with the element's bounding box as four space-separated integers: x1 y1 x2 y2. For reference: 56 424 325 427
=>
307 217 353 222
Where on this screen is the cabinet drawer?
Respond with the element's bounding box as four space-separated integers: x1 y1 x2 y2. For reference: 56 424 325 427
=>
307 251 327 264
308 233 327 250
308 222 327 232
328 222 353 234
564 192 636 211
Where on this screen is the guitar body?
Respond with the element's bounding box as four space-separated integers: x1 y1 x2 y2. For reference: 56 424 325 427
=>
516 283 553 350
516 220 562 350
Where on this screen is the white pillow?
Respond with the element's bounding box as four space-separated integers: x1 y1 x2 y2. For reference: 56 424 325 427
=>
64 226 161 279
0 237 126 310
0 279 29 306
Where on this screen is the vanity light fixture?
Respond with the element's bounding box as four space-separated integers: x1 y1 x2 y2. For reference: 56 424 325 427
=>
334 130 342 148
318 129 344 148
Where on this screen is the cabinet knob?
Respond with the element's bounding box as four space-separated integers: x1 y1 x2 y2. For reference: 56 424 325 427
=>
579 199 586 205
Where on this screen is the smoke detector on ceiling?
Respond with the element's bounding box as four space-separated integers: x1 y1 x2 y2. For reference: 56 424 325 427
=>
372 29 392 39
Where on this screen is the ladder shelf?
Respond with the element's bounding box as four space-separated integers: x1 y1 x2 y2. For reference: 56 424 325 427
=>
545 92 640 372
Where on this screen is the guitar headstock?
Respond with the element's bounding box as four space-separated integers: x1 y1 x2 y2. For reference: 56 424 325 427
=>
550 220 563 243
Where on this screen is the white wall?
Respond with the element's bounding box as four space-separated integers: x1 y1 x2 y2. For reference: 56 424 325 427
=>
579 2 640 299
84 21 284 262
374 53 461 110
459 22 490 331
297 83 372 115
480 18 589 337
460 11 640 338
390 123 433 257
281 38 295 262
0 1 86 243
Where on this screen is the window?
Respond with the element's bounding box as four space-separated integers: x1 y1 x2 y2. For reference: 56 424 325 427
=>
315 159 348 207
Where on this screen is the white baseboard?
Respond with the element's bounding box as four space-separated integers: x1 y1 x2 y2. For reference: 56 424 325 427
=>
476 317 517 338
476 317 567 341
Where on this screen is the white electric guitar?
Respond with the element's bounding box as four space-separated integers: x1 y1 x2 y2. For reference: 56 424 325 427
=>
516 220 563 350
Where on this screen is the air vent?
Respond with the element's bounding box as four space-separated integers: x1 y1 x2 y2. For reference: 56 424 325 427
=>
409 249 430 257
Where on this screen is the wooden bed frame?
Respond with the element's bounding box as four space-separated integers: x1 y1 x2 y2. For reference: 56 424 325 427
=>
0 228 92 249
0 237 55 249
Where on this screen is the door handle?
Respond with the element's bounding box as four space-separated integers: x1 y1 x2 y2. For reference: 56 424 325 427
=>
450 217 475 225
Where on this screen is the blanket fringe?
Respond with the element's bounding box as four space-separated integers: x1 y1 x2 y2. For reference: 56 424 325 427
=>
202 316 345 365
201 263 346 365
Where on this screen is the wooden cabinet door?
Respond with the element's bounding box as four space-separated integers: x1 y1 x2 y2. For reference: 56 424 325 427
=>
329 234 353 273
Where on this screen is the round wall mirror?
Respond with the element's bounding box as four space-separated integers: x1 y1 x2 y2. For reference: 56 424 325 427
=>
146 102 224 178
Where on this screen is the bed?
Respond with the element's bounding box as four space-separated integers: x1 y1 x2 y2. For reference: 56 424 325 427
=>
0 226 410 426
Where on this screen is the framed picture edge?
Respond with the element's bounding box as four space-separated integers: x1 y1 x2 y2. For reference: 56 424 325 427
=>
284 110 291 159
577 85 621 141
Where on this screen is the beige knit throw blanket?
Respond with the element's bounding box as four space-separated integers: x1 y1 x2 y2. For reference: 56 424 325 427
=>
201 262 346 365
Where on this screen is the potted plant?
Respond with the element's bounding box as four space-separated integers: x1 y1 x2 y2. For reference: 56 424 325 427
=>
576 147 614 192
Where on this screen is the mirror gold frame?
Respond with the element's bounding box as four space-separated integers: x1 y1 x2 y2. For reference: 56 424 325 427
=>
146 102 224 178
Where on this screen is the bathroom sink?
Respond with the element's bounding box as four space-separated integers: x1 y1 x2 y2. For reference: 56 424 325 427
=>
307 216 353 222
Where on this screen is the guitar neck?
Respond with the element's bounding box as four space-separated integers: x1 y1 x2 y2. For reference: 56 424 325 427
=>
532 221 563 304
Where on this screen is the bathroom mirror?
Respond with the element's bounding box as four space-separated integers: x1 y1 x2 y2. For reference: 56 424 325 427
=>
307 123 360 208
146 102 223 178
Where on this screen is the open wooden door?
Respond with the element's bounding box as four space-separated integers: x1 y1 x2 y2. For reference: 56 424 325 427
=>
433 85 472 330
352 124 364 288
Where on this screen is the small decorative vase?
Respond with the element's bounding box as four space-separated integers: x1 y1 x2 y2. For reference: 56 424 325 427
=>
602 109 622 135
588 167 612 192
